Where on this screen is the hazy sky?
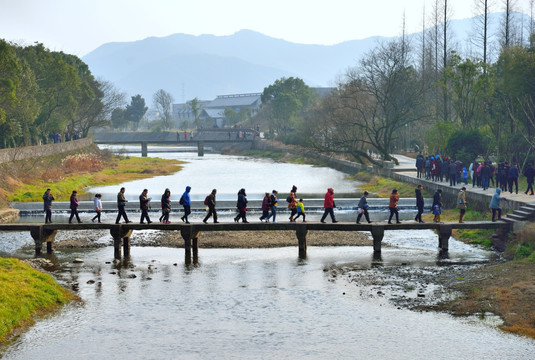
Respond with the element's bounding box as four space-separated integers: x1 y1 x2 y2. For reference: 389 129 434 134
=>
0 0 532 57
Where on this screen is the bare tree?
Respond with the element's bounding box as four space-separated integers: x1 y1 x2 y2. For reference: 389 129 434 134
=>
153 89 174 129
72 80 126 137
500 0 518 49
472 0 495 70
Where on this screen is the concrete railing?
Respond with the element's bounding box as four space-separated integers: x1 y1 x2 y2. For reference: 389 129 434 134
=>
0 138 93 163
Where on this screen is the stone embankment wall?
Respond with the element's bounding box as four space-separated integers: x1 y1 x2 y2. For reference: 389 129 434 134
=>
0 138 93 164
0 209 19 223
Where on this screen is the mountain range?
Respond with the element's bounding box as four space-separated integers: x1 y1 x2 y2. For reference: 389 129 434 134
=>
82 12 528 103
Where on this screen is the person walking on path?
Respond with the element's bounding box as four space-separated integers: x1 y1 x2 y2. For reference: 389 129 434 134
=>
524 163 535 195
294 199 306 222
457 187 467 223
69 190 82 223
43 188 55 224
480 162 491 190
159 188 171 224
320 188 338 223
356 191 372 224
449 160 458 186
432 189 443 223
116 187 131 224
508 163 519 194
387 189 401 224
414 185 425 223
259 192 270 222
490 188 507 222
180 186 192 224
91 194 102 223
139 189 152 224
234 188 248 223
266 190 278 223
416 153 424 178
288 185 298 222
203 189 219 223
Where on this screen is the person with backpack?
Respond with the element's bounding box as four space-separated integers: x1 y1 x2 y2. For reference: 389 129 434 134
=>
159 188 171 224
234 188 248 223
139 189 152 224
294 199 306 222
288 185 298 222
266 190 278 223
356 190 372 224
259 192 270 222
202 189 218 223
69 190 82 224
180 186 192 224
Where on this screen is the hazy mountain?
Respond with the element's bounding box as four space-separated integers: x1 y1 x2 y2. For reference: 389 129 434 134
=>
82 12 530 102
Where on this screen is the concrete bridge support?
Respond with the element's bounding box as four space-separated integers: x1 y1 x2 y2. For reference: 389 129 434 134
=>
197 142 204 157
141 142 148 157
110 226 133 259
371 226 384 253
438 225 452 251
296 225 308 258
180 226 201 264
30 226 57 255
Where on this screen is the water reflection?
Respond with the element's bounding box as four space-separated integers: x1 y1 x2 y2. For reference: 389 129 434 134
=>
3 246 534 360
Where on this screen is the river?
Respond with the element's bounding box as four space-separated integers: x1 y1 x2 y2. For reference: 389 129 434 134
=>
1 147 534 359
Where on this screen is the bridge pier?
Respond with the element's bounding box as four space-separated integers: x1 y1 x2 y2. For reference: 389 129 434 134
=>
197 141 204 157
296 225 308 258
438 224 452 251
30 226 57 255
110 226 133 259
181 226 200 264
141 142 148 157
370 226 384 253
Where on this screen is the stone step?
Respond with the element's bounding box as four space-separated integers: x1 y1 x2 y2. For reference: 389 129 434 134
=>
502 217 517 224
520 204 535 212
512 210 532 218
505 213 525 221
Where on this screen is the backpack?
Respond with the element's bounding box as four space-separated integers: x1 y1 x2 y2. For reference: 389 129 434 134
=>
204 195 211 206
286 196 292 203
179 195 184 205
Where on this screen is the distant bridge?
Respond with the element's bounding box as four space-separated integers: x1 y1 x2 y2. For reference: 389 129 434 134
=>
0 221 511 264
92 130 258 156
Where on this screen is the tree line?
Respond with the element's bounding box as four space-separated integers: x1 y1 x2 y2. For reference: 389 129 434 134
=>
255 1 535 168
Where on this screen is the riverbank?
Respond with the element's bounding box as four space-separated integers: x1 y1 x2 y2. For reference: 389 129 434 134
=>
0 144 184 205
0 258 77 346
224 144 535 339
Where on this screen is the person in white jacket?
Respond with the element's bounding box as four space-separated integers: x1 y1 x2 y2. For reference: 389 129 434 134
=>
92 194 102 223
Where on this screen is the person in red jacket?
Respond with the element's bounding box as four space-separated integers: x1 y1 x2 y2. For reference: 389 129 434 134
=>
320 188 338 223
388 189 401 224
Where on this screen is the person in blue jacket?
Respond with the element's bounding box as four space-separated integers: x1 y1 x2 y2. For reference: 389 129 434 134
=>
490 188 507 222
180 186 192 224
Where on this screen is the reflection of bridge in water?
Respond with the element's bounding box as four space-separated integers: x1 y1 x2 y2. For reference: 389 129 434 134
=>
0 221 511 264
93 130 258 156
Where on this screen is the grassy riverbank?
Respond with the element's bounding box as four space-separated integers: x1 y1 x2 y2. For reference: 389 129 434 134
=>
0 258 76 344
0 145 183 203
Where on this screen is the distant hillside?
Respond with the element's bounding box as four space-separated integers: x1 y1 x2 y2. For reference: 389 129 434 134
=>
82 12 529 102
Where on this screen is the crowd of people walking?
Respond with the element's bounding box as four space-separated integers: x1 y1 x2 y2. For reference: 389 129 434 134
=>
41 180 510 225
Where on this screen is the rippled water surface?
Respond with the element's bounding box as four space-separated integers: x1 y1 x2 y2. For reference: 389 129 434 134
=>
2 243 535 360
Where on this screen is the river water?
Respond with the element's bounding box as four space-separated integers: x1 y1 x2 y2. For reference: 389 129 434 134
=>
1 148 534 359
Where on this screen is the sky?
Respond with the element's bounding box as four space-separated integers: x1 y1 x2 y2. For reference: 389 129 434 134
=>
0 0 532 57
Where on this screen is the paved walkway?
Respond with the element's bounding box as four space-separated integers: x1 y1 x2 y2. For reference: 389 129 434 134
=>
392 154 535 208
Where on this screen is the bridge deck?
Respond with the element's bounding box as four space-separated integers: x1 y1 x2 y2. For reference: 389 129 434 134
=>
0 221 509 232
0 221 510 261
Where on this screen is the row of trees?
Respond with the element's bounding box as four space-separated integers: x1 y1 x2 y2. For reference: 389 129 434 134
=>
256 1 535 168
0 40 129 148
